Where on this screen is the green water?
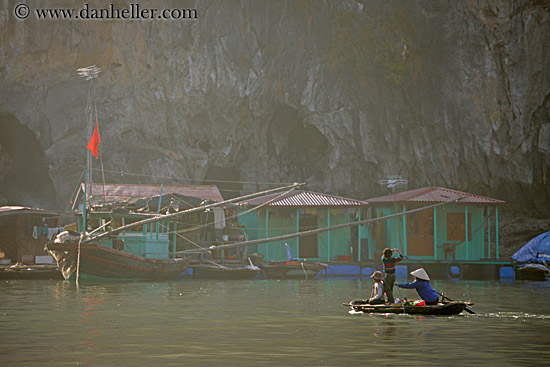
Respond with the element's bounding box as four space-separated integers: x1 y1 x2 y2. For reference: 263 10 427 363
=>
1 279 548 366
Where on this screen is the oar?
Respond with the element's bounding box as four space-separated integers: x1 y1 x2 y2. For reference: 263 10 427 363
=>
395 286 407 314
438 292 475 314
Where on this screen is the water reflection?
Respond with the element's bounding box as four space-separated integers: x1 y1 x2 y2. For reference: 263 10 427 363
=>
1 279 548 366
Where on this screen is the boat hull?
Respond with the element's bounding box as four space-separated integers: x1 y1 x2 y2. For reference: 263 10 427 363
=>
346 300 470 316
46 241 190 280
514 265 550 281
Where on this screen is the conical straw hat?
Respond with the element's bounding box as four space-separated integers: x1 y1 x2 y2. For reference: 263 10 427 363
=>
410 268 430 280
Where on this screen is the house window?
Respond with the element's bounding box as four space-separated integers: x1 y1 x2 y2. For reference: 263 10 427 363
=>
447 213 471 241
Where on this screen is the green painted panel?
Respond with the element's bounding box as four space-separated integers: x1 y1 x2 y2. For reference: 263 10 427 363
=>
365 204 489 261
99 239 113 249
146 238 170 259
124 237 145 257
263 211 297 261
359 224 375 260
239 209 357 261
318 210 353 261
238 211 260 254
121 232 170 259
434 205 485 261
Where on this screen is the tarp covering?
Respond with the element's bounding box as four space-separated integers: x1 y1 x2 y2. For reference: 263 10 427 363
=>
512 231 550 264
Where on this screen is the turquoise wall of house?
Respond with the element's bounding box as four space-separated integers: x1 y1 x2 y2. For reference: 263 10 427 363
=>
364 204 488 261
238 211 260 254
263 209 296 261
433 205 485 261
358 222 377 261
239 204 491 262
365 207 399 256
238 208 357 262
317 209 354 261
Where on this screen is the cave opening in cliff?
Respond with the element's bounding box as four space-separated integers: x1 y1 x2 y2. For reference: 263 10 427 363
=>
0 113 56 208
267 106 328 180
203 165 242 200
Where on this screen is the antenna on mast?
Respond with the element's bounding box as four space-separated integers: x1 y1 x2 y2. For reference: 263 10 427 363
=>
78 65 102 206
378 175 408 190
77 65 101 80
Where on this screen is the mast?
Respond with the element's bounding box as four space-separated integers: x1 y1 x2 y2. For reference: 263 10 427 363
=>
77 65 101 208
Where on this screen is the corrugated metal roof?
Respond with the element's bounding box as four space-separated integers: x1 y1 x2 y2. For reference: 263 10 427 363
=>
0 206 64 217
76 183 224 204
366 187 505 205
239 190 367 207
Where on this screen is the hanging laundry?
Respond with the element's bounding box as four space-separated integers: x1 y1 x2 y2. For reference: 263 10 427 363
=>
33 226 64 240
212 208 226 229
33 226 49 239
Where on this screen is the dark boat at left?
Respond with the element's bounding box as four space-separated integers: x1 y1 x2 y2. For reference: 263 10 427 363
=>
47 231 190 280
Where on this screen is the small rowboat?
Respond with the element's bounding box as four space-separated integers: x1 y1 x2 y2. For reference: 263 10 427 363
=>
344 300 474 316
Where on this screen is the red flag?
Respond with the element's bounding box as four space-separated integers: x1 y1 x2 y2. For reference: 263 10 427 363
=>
87 120 101 159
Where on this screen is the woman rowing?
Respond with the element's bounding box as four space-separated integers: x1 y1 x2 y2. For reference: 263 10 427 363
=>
396 268 439 305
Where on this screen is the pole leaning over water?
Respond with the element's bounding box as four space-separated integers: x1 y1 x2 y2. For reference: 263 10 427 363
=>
82 182 305 244
178 197 465 255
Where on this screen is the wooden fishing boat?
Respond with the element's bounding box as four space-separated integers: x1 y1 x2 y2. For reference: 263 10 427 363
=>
46 182 304 282
46 232 190 280
260 260 327 279
344 299 474 316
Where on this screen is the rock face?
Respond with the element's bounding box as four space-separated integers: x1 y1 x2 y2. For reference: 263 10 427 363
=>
0 0 548 216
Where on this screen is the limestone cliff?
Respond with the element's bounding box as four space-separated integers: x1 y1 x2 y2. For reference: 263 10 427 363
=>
0 0 548 218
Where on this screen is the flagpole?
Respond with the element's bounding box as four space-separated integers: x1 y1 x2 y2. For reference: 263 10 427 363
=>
78 65 101 208
87 79 93 202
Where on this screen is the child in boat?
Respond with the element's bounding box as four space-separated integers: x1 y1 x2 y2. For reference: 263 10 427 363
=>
366 271 385 305
381 247 403 304
396 268 439 305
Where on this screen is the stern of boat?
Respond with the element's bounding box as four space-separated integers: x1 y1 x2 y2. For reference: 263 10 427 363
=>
45 231 79 280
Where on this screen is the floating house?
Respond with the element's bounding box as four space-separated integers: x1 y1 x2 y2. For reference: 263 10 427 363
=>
0 206 65 279
361 187 509 279
237 190 368 262
362 187 505 261
0 206 64 265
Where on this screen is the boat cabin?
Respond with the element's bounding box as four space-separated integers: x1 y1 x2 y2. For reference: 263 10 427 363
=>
73 183 224 259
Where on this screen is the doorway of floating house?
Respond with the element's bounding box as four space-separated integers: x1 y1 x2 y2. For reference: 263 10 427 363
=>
298 215 318 258
406 208 434 256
